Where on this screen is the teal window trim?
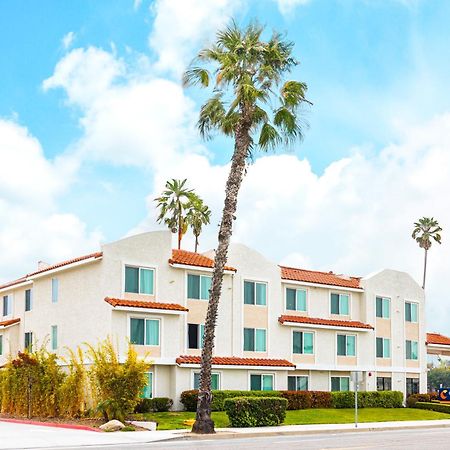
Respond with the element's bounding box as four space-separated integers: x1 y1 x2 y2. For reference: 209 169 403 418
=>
337 334 356 356
376 337 391 358
293 331 314 355
244 280 267 306
130 317 160 346
286 287 307 312
187 274 212 300
124 265 155 295
244 328 267 352
250 373 274 391
330 293 350 315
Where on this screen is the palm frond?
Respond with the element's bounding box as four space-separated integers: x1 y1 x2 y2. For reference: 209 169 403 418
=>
182 67 211 88
258 122 282 151
198 95 226 139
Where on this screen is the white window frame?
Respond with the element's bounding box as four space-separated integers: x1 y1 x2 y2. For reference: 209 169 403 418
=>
375 296 391 319
51 278 59 303
142 372 154 399
330 292 351 316
51 325 58 351
248 372 275 391
243 279 268 307
0 334 3 356
243 327 267 352
376 337 391 359
124 264 156 296
330 375 351 392
2 294 13 317
187 323 205 349
405 301 419 323
287 374 309 391
285 286 308 312
186 273 212 300
406 339 419 360
292 329 315 355
336 333 357 357
192 371 222 390
25 289 33 312
128 315 161 347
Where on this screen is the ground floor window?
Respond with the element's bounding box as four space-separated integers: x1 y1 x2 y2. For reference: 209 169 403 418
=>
377 376 392 391
406 377 419 395
288 375 308 391
24 332 33 351
331 376 350 391
0 335 3 355
141 372 153 398
194 372 220 390
250 374 274 391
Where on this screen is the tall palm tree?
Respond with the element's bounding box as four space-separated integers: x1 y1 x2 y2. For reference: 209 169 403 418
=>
155 179 194 249
183 22 310 434
187 198 212 253
412 217 442 289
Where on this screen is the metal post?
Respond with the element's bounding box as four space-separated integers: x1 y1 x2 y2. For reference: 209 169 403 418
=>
355 376 358 428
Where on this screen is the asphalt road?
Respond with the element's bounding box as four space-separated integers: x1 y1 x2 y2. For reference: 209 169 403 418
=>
62 427 450 450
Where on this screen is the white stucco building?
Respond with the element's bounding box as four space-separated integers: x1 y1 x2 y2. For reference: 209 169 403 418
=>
1 231 446 408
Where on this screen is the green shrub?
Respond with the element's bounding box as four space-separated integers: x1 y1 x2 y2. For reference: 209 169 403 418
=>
332 391 404 409
414 401 450 414
376 391 403 408
406 393 438 408
332 391 355 408
180 390 282 412
310 391 333 408
280 391 312 410
224 397 287 427
135 397 173 413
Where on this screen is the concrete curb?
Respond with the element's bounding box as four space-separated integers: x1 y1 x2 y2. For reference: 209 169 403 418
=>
0 418 101 432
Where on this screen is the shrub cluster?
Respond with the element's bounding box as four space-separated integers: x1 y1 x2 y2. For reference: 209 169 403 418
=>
280 391 333 410
406 393 438 408
331 391 403 409
224 397 287 427
180 389 281 412
414 401 450 414
134 397 173 413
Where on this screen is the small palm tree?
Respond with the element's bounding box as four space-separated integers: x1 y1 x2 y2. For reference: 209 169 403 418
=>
155 179 194 249
187 198 212 253
412 217 442 289
183 21 310 433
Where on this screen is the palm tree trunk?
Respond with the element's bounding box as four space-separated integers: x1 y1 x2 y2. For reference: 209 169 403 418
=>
178 213 182 250
422 249 428 289
192 117 251 434
195 235 199 253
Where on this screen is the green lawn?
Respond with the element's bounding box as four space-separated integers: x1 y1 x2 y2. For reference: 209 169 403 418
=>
137 408 450 430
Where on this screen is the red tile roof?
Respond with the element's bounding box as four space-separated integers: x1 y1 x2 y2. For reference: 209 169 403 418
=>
169 249 236 272
0 318 20 328
427 333 450 346
176 355 295 368
280 266 362 289
105 297 188 312
279 315 374 329
0 252 103 291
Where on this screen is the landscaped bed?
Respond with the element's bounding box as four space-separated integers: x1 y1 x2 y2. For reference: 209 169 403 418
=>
134 408 450 430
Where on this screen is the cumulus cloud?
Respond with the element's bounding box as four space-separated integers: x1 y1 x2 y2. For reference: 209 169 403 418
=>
62 31 76 50
276 0 310 15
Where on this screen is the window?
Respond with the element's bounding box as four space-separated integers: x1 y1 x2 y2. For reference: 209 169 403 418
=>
406 377 419 395
406 340 418 360
51 278 59 303
331 376 350 391
244 281 267 306
376 297 390 319
377 377 392 391
142 373 153 399
24 332 33 351
243 328 266 352
288 375 308 391
405 302 418 323
125 266 154 295
187 274 212 300
51 325 58 350
130 318 160 346
0 335 3 356
250 374 273 391
337 334 356 356
25 289 32 312
194 372 220 390
286 288 307 311
331 293 349 315
376 337 391 358
188 323 205 349
292 331 314 354
2 295 12 316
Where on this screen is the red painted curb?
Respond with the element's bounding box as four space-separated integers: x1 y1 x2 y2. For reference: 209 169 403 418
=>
0 418 102 432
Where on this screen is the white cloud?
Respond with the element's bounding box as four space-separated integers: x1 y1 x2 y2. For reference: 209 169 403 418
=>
276 0 310 15
62 31 76 50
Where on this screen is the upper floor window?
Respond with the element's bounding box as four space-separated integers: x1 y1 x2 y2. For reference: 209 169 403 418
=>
406 340 418 360
244 328 266 352
337 334 356 356
130 318 160 346
376 337 391 358
125 266 154 295
187 274 211 300
405 302 418 323
331 376 350 392
286 288 307 312
288 375 308 391
24 332 33 351
51 278 59 303
2 295 12 317
244 281 267 306
194 372 220 390
331 293 349 315
51 325 58 350
188 323 205 349
292 331 314 354
376 296 390 319
25 289 32 312
250 373 273 390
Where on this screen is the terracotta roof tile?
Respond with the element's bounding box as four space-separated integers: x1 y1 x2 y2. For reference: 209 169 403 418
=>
105 297 188 312
427 332 450 346
279 315 374 329
280 266 362 289
0 252 103 291
176 355 295 367
169 249 236 272
0 318 20 328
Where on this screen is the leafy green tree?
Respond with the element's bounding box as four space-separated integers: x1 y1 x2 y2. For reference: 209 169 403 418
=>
187 198 212 252
428 365 450 390
412 217 442 289
183 22 310 433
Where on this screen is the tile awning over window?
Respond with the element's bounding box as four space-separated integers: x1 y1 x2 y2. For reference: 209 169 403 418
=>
176 355 295 368
279 315 374 329
104 297 188 312
169 249 236 272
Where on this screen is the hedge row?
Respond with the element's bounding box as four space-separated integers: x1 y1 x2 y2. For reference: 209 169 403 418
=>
405 393 438 408
414 401 450 414
331 391 403 409
134 397 173 413
224 397 287 427
280 391 332 409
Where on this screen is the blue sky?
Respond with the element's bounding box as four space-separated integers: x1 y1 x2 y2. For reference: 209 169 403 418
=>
1 0 449 333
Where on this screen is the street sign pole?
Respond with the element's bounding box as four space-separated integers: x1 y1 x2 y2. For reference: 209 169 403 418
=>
355 375 358 428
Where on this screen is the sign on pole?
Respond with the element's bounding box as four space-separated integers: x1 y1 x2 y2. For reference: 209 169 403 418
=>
438 388 450 401
351 371 363 428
